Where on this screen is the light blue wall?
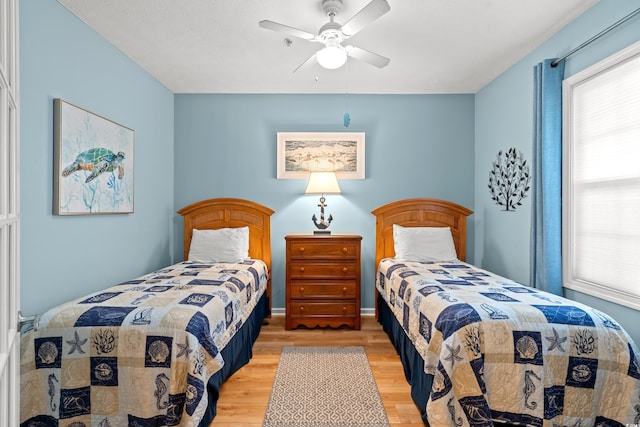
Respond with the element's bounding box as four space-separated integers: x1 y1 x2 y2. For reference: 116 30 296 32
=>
20 2 474 316
173 94 475 310
20 0 174 316
475 0 640 345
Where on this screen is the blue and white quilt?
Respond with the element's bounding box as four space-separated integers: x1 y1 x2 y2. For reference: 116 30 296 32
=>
377 258 640 427
20 259 268 426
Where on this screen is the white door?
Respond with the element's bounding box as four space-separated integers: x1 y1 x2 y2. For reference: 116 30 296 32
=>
0 0 20 425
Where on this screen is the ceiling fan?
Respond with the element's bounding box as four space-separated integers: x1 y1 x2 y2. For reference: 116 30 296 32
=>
259 0 391 72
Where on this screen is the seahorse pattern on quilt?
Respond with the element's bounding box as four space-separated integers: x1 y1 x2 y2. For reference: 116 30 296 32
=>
20 259 267 426
377 258 640 427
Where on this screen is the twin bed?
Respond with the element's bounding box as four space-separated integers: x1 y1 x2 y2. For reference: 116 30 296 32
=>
20 198 274 426
372 198 640 426
20 197 640 426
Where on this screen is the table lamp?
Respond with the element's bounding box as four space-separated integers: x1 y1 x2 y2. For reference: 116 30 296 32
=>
304 171 341 234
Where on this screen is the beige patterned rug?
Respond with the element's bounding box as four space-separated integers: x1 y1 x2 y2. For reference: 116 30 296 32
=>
262 346 390 427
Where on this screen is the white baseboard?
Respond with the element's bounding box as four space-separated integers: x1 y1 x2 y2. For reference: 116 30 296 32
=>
271 308 286 316
361 308 375 317
271 308 376 317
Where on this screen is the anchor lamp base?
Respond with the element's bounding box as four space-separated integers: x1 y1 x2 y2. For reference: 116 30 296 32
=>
311 210 334 235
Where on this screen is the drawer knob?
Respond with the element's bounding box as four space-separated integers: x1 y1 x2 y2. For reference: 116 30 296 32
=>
299 286 305 293
342 306 347 312
342 247 348 253
299 247 305 253
299 306 305 312
342 287 347 293
342 267 348 273
299 267 305 273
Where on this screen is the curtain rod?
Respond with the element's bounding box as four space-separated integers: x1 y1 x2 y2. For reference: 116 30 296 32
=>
551 7 640 67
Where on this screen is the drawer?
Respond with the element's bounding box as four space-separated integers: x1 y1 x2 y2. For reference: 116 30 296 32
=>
289 262 357 279
288 241 359 259
289 302 357 316
289 280 357 299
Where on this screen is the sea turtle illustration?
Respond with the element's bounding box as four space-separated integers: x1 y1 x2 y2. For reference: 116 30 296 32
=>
62 148 125 183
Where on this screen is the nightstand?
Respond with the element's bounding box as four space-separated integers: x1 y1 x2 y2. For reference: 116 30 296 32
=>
285 233 362 330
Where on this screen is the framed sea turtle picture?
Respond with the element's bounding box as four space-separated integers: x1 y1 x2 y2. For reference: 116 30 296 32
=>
53 99 134 215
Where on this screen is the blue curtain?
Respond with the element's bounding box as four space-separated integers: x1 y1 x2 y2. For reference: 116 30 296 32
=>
530 58 565 295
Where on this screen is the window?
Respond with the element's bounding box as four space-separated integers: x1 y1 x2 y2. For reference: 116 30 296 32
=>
562 40 640 310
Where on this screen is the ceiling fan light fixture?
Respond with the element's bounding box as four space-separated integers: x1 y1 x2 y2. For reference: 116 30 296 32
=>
316 44 347 69
258 0 390 72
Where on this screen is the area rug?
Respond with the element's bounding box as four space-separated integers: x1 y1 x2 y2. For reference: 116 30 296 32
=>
262 346 390 427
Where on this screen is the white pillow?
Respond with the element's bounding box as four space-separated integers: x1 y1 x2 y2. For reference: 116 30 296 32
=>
393 224 458 262
188 227 249 263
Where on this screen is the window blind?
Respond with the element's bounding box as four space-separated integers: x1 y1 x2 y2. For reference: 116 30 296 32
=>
563 40 640 309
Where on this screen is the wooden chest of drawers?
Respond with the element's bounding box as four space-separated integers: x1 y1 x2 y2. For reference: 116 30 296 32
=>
285 233 362 330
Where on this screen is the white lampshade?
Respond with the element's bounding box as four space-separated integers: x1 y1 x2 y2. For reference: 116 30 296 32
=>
304 172 341 194
316 45 347 70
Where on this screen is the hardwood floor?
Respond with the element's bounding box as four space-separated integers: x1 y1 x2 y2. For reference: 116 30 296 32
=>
210 315 425 426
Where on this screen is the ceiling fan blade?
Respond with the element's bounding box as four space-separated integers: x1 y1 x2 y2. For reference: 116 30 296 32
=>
345 45 390 68
293 53 317 74
258 20 316 41
340 0 390 37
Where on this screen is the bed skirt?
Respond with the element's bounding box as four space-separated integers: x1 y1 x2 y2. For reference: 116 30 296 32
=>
199 293 269 426
378 294 431 424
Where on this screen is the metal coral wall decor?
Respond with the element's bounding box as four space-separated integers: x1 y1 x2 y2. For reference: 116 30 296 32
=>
488 147 531 211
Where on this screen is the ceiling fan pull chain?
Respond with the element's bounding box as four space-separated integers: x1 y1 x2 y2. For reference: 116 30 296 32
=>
344 59 350 127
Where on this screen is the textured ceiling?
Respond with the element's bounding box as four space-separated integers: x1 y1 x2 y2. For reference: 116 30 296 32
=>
57 0 598 94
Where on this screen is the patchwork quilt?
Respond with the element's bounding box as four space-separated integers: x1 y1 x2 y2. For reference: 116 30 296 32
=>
377 258 640 427
20 259 268 427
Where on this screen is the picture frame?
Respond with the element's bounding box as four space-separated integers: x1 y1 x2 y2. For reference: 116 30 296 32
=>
277 132 365 179
53 99 135 215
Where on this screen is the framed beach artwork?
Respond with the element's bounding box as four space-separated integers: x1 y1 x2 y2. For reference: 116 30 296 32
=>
53 99 134 215
277 132 365 179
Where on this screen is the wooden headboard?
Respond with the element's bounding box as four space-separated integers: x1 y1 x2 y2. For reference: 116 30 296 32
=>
371 198 473 318
177 198 275 307
371 198 473 268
